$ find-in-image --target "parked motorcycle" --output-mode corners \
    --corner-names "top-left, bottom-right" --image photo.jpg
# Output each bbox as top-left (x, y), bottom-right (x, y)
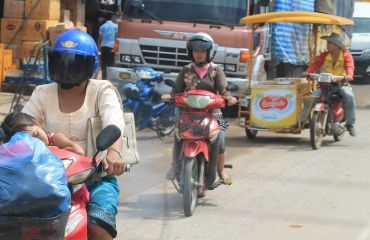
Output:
top-left (0, 125), bottom-right (125, 239)
top-left (122, 67), bottom-right (175, 138)
top-left (165, 80), bottom-right (230, 216)
top-left (308, 73), bottom-right (347, 149)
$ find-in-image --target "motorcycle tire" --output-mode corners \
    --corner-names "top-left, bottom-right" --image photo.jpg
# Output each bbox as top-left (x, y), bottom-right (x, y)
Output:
top-left (310, 111), bottom-right (326, 150)
top-left (182, 157), bottom-right (198, 217)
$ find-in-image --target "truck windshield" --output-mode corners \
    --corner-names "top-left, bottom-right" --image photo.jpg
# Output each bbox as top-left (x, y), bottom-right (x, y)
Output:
top-left (353, 18), bottom-right (370, 33)
top-left (124, 0), bottom-right (247, 25)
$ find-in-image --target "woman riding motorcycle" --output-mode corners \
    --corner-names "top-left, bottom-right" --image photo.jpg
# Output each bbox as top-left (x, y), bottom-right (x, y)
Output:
top-left (165, 32), bottom-right (237, 185)
top-left (22, 29), bottom-right (125, 240)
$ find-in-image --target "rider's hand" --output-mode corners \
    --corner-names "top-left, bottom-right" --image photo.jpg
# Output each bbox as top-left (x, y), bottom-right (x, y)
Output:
top-left (161, 94), bottom-right (171, 102)
top-left (302, 71), bottom-right (309, 77)
top-left (344, 74), bottom-right (353, 82)
top-left (226, 96), bottom-right (237, 106)
top-left (103, 148), bottom-right (126, 176)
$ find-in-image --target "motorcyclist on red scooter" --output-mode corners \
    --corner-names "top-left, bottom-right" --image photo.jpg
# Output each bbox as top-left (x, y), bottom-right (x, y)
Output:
top-left (22, 29), bottom-right (125, 240)
top-left (301, 32), bottom-right (357, 136)
top-left (164, 32), bottom-right (237, 185)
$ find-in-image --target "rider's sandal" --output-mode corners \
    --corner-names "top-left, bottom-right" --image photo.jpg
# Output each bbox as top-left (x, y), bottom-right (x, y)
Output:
top-left (220, 176), bottom-right (233, 185)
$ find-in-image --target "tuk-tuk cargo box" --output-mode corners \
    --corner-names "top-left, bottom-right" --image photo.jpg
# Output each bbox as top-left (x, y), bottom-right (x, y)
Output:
top-left (25, 0), bottom-right (60, 20)
top-left (3, 0), bottom-right (25, 19)
top-left (249, 81), bottom-right (310, 129)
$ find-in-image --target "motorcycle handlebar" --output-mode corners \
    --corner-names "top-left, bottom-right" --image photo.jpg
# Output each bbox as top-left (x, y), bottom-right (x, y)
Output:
top-left (306, 73), bottom-right (346, 83)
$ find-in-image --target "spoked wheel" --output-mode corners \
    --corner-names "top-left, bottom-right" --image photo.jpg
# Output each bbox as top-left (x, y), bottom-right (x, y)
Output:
top-left (245, 119), bottom-right (257, 139)
top-left (310, 111), bottom-right (326, 150)
top-left (182, 157), bottom-right (199, 217)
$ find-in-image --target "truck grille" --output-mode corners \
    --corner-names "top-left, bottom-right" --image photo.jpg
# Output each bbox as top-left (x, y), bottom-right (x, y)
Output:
top-left (140, 45), bottom-right (191, 67)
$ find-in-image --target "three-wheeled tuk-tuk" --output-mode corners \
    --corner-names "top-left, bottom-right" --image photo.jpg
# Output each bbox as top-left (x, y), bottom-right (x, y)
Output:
top-left (237, 11), bottom-right (354, 147)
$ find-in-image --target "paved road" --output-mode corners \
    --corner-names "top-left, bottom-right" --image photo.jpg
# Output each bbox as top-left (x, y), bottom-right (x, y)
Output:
top-left (115, 84), bottom-right (370, 240)
top-left (1, 84), bottom-right (370, 240)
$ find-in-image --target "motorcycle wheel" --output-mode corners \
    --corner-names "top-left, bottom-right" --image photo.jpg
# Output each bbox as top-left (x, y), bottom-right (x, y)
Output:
top-left (182, 157), bottom-right (198, 217)
top-left (310, 111), bottom-right (326, 150)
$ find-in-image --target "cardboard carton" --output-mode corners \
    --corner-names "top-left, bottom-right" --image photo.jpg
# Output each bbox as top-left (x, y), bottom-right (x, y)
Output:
top-left (3, 0), bottom-right (25, 18)
top-left (1, 18), bottom-right (23, 44)
top-left (23, 19), bottom-right (59, 41)
top-left (25, 0), bottom-right (60, 20)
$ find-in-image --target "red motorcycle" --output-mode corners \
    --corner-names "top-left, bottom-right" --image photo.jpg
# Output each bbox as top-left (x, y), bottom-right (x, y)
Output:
top-left (0, 125), bottom-right (124, 239)
top-left (308, 73), bottom-right (346, 149)
top-left (167, 84), bottom-right (227, 216)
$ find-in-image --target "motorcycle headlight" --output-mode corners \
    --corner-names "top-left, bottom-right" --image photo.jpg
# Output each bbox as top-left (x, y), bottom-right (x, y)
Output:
top-left (183, 95), bottom-right (214, 109)
top-left (362, 49), bottom-right (370, 58)
top-left (318, 74), bottom-right (331, 83)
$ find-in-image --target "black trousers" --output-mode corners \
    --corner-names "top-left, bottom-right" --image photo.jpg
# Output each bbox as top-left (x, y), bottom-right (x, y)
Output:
top-left (101, 46), bottom-right (115, 79)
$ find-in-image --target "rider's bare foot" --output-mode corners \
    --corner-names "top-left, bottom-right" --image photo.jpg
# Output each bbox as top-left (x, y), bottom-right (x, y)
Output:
top-left (219, 173), bottom-right (232, 185)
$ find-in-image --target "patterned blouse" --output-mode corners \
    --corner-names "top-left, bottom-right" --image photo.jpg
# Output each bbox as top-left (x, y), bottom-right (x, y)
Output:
top-left (173, 63), bottom-right (231, 96)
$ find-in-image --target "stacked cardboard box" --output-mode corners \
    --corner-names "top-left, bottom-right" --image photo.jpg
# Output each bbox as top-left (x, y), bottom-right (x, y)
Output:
top-left (0, 0), bottom-right (62, 67)
top-left (0, 0), bottom-right (89, 85)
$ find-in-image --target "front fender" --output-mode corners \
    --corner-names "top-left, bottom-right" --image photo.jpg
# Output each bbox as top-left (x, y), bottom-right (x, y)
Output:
top-left (180, 141), bottom-right (209, 161)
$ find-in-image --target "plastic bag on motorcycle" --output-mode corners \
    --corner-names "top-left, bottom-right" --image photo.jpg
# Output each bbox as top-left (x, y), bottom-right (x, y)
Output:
top-left (0, 132), bottom-right (71, 218)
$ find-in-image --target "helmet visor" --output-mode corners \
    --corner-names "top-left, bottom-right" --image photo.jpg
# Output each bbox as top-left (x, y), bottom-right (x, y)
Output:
top-left (48, 51), bottom-right (96, 85)
top-left (189, 40), bottom-right (212, 51)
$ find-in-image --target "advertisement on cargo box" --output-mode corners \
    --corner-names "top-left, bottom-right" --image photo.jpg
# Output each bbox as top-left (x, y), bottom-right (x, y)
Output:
top-left (250, 88), bottom-right (297, 128)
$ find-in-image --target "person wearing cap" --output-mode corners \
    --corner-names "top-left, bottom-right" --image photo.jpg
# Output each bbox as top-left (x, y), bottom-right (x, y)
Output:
top-left (301, 32), bottom-right (356, 136)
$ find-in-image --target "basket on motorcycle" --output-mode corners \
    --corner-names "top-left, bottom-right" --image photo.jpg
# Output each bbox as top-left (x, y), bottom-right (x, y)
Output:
top-left (0, 209), bottom-right (70, 240)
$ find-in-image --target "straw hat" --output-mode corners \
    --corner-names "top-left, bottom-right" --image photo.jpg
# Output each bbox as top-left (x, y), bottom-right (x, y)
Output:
top-left (321, 32), bottom-right (346, 50)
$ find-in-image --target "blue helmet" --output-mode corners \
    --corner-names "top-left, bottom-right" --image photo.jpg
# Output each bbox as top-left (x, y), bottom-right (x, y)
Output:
top-left (48, 29), bottom-right (99, 88)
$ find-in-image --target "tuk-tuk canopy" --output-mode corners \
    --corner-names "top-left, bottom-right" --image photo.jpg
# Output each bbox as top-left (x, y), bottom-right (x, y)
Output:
top-left (240, 11), bottom-right (354, 26)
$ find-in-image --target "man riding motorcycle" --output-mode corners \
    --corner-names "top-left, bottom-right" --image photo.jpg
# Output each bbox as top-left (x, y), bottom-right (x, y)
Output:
top-left (301, 32), bottom-right (357, 136)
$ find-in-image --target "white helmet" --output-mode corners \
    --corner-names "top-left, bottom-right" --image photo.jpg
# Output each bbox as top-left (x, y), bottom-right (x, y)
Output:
top-left (187, 32), bottom-right (216, 63)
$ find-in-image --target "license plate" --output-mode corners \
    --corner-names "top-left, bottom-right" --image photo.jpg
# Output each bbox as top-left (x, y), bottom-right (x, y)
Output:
top-left (239, 96), bottom-right (249, 107)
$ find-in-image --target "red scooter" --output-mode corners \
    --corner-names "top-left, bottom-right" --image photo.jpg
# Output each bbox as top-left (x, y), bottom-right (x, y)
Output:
top-left (308, 73), bottom-right (346, 149)
top-left (168, 84), bottom-right (227, 216)
top-left (0, 125), bottom-right (124, 239)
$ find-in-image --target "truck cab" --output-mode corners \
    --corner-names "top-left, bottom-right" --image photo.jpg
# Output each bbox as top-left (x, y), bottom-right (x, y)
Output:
top-left (350, 1), bottom-right (370, 82)
top-left (108, 0), bottom-right (272, 97)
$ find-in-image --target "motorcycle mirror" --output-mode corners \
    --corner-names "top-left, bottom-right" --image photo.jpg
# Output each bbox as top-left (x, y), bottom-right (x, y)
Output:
top-left (226, 82), bottom-right (239, 92)
top-left (96, 125), bottom-right (121, 152)
top-left (164, 79), bottom-right (176, 88)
